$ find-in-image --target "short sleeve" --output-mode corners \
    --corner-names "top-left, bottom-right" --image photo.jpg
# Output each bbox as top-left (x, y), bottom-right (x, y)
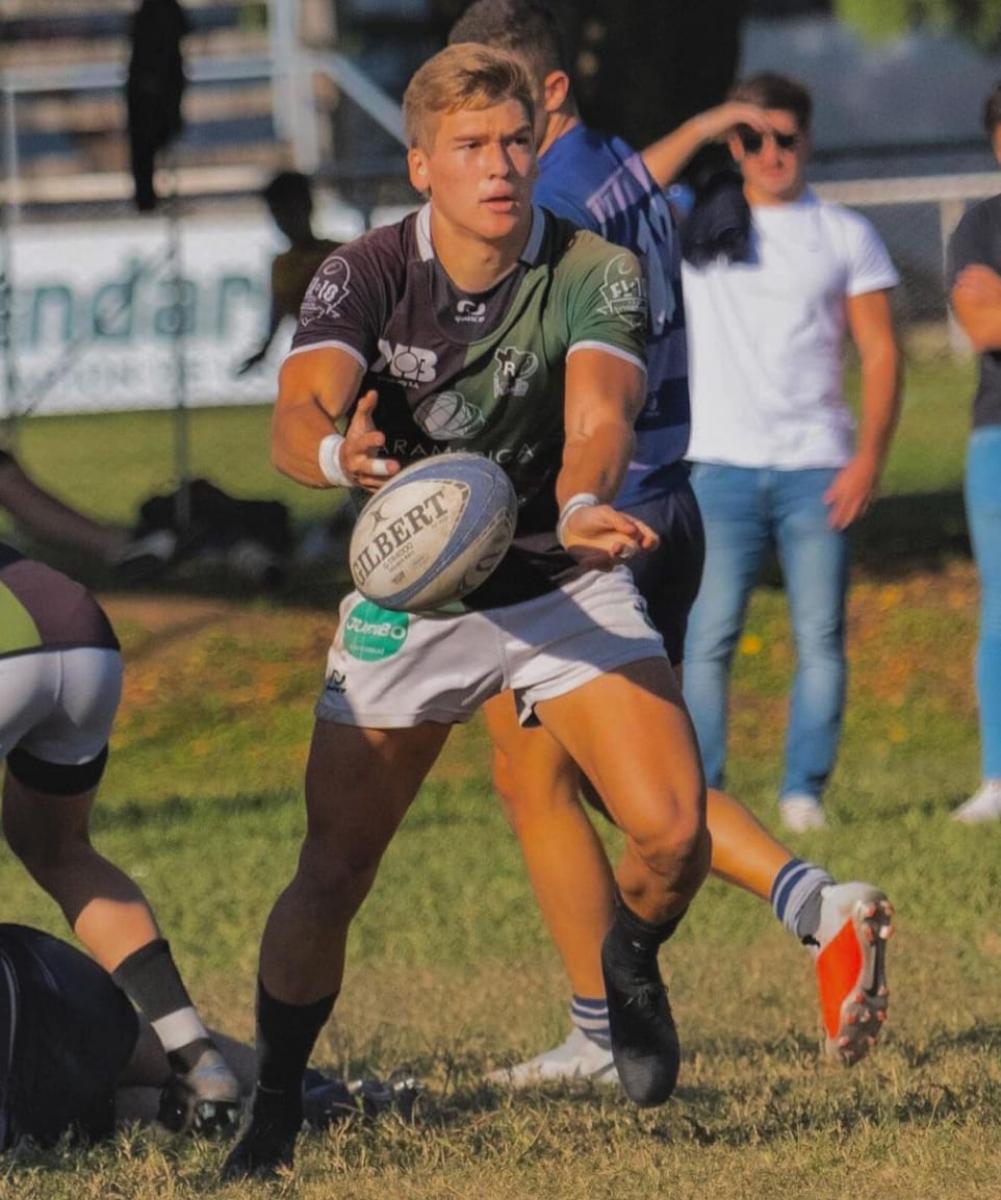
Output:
top-left (562, 233), bottom-right (648, 371)
top-left (841, 209), bottom-right (899, 297)
top-left (947, 201), bottom-right (998, 287)
top-left (287, 239), bottom-right (386, 371)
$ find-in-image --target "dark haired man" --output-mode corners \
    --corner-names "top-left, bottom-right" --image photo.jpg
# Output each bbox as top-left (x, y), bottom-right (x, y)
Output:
top-left (946, 81), bottom-right (1001, 822)
top-left (681, 72), bottom-right (901, 834)
top-left (450, 3), bottom-right (894, 1090)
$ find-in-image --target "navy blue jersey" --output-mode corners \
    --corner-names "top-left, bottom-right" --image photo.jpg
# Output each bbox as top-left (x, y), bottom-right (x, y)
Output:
top-left (535, 125), bottom-right (690, 506)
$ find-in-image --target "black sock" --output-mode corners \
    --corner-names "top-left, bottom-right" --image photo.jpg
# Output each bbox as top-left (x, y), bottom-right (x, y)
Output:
top-left (603, 892), bottom-right (688, 975)
top-left (112, 938), bottom-right (212, 1073)
top-left (255, 978), bottom-right (336, 1106)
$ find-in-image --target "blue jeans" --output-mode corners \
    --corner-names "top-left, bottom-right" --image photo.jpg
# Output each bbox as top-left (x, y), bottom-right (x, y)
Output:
top-left (683, 464), bottom-right (849, 800)
top-left (966, 427), bottom-right (1001, 780)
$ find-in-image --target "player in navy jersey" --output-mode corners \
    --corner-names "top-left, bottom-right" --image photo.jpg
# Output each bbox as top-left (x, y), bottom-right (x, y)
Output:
top-left (449, 0), bottom-right (894, 1088)
top-left (224, 44), bottom-right (713, 1180)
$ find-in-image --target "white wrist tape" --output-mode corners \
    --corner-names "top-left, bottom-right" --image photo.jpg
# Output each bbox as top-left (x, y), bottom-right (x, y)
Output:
top-left (318, 433), bottom-right (352, 487)
top-left (557, 492), bottom-right (601, 548)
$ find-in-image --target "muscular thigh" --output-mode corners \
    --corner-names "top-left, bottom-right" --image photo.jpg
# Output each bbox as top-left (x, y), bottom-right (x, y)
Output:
top-left (534, 657), bottom-right (704, 836)
top-left (484, 691), bottom-right (580, 810)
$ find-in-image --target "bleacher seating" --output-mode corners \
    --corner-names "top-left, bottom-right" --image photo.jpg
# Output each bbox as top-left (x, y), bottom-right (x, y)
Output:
top-left (1, 1), bottom-right (283, 195)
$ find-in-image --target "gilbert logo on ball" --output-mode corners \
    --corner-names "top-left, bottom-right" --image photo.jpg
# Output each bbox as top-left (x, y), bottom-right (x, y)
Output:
top-left (348, 452), bottom-right (517, 613)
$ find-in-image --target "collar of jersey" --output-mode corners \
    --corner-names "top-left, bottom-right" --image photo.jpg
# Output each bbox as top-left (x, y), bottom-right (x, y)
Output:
top-left (415, 202), bottom-right (547, 268)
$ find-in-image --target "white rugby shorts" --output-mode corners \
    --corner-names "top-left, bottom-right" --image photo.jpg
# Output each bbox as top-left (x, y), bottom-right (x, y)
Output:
top-left (0, 648), bottom-right (122, 766)
top-left (315, 566), bottom-right (666, 728)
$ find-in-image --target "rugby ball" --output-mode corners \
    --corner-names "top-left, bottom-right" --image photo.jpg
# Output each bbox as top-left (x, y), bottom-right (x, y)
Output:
top-left (348, 452), bottom-right (517, 612)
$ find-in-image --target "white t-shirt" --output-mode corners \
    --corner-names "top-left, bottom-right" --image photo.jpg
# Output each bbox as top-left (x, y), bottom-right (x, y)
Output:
top-left (682, 189), bottom-right (899, 469)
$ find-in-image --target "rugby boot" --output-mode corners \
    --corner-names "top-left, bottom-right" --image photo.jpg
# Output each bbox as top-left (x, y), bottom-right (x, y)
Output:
top-left (221, 1087), bottom-right (301, 1182)
top-left (951, 779), bottom-right (1001, 824)
top-left (601, 899), bottom-right (683, 1107)
top-left (485, 1028), bottom-right (619, 1088)
top-left (157, 1046), bottom-right (242, 1137)
top-left (812, 882), bottom-right (893, 1065)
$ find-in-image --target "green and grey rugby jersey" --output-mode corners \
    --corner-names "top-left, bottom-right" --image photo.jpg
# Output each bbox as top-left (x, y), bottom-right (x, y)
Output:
top-left (288, 204), bottom-right (648, 608)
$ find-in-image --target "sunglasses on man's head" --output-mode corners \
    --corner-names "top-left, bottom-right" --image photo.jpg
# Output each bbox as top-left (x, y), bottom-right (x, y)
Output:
top-left (736, 125), bottom-right (802, 154)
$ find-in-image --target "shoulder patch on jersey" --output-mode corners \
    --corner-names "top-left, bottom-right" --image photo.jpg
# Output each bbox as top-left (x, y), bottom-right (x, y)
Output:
top-left (300, 255), bottom-right (352, 327)
top-left (597, 252), bottom-right (647, 331)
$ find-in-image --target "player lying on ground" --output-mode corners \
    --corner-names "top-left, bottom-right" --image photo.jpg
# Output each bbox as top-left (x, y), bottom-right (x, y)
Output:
top-left (448, 0), bottom-right (893, 1087)
top-left (0, 542), bottom-right (242, 1133)
top-left (224, 44), bottom-right (711, 1181)
top-left (0, 923), bottom-right (411, 1150)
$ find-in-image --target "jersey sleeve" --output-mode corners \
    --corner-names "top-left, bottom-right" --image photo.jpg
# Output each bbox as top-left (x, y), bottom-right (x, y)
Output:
top-left (947, 201), bottom-right (997, 287)
top-left (560, 232), bottom-right (648, 371)
top-left (287, 237), bottom-right (387, 370)
top-left (842, 209), bottom-right (900, 297)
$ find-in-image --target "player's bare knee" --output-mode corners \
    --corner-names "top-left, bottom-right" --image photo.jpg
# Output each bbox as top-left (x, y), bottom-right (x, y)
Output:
top-left (294, 838), bottom-right (379, 920)
top-left (628, 799), bottom-right (709, 885)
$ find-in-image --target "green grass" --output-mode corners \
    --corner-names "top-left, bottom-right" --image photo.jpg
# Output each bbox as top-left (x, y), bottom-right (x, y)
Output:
top-left (2, 357), bottom-right (999, 1197)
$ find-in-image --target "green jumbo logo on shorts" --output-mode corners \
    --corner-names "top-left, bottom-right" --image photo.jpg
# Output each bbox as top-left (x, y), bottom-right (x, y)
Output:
top-left (342, 599), bottom-right (410, 661)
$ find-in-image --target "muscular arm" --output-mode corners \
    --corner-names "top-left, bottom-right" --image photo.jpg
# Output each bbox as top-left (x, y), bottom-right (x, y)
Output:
top-left (557, 349), bottom-right (657, 564)
top-left (271, 347), bottom-right (364, 486)
top-left (823, 289), bottom-right (901, 529)
top-left (557, 349), bottom-right (644, 507)
top-left (640, 102), bottom-right (769, 189)
top-left (951, 264), bottom-right (1001, 352)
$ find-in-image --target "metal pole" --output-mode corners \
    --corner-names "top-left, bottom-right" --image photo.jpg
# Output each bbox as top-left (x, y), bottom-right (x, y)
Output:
top-left (0, 84), bottom-right (19, 446)
top-left (164, 162), bottom-right (190, 530)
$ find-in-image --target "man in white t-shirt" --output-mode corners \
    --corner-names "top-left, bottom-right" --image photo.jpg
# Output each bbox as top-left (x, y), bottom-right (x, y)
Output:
top-left (681, 72), bottom-right (901, 832)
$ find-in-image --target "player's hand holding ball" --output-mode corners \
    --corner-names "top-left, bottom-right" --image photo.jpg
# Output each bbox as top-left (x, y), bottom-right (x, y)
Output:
top-left (341, 391), bottom-right (401, 492)
top-left (558, 500), bottom-right (659, 571)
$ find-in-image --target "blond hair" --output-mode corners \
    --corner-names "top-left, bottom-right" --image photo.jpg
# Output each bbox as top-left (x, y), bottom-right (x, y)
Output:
top-left (403, 43), bottom-right (535, 150)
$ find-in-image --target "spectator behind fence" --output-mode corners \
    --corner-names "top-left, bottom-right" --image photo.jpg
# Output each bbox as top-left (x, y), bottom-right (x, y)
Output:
top-left (680, 72), bottom-right (902, 833)
top-left (945, 82), bottom-right (1001, 823)
top-left (236, 171), bottom-right (342, 376)
top-left (125, 0), bottom-right (189, 213)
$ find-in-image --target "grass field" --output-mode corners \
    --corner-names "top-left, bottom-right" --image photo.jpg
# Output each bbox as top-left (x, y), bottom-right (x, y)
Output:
top-left (3, 358), bottom-right (1001, 1198)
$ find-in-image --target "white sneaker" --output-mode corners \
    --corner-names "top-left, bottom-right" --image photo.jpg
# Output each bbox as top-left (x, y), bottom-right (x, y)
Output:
top-left (951, 779), bottom-right (1001, 824)
top-left (485, 1027), bottom-right (619, 1088)
top-left (812, 882), bottom-right (893, 1066)
top-left (779, 794), bottom-right (828, 832)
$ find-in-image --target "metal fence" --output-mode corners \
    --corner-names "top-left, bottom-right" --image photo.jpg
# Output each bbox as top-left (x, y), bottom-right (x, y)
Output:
top-left (1, 41), bottom-right (996, 586)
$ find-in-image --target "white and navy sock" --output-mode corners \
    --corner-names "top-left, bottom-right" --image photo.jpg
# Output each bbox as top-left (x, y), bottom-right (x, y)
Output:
top-left (570, 995), bottom-right (611, 1050)
top-left (770, 858), bottom-right (835, 944)
top-left (113, 938), bottom-right (214, 1073)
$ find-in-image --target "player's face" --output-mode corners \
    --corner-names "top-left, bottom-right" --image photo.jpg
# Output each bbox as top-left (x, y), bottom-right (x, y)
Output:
top-left (729, 108), bottom-right (809, 204)
top-left (409, 99), bottom-right (538, 245)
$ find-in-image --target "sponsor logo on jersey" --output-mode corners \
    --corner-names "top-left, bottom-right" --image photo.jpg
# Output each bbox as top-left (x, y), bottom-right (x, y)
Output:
top-left (597, 252), bottom-right (647, 331)
top-left (325, 668), bottom-right (347, 694)
top-left (493, 346), bottom-right (539, 399)
top-left (454, 299), bottom-right (487, 324)
top-left (300, 256), bottom-right (352, 326)
top-left (413, 391), bottom-right (486, 441)
top-left (374, 340), bottom-right (438, 387)
top-left (341, 599), bottom-right (410, 661)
